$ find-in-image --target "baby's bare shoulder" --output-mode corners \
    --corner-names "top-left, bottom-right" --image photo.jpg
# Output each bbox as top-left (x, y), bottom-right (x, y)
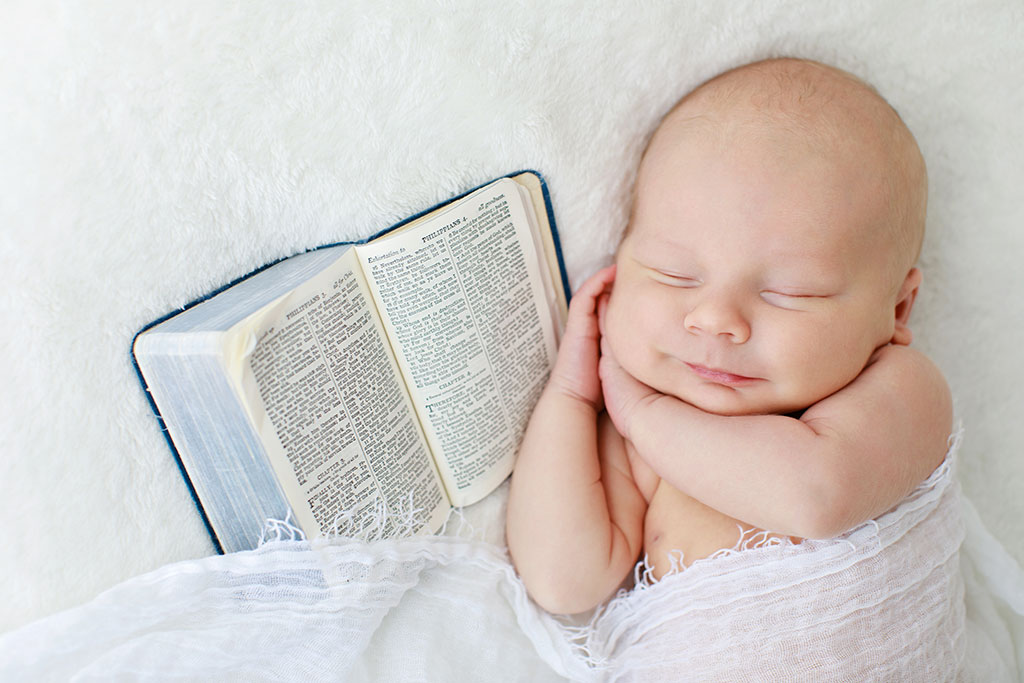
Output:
top-left (863, 345), bottom-right (951, 424)
top-left (869, 343), bottom-right (946, 380)
top-left (789, 345), bottom-right (953, 534)
top-left (807, 344), bottom-right (949, 422)
top-left (803, 343), bottom-right (952, 492)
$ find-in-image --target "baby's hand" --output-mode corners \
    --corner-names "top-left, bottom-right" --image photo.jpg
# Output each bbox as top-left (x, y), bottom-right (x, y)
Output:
top-left (596, 298), bottom-right (661, 440)
top-left (547, 265), bottom-right (617, 410)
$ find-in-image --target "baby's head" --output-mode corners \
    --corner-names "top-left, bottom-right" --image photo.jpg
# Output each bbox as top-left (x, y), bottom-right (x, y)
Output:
top-left (604, 58), bottom-right (928, 416)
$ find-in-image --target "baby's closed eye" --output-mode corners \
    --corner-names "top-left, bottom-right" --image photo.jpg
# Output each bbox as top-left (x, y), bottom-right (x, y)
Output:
top-left (759, 290), bottom-right (833, 309)
top-left (650, 270), bottom-right (702, 288)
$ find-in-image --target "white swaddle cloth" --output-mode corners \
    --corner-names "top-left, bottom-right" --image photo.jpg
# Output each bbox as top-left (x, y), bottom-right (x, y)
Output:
top-left (572, 436), bottom-right (968, 681)
top-left (4, 434), bottom-right (1015, 682)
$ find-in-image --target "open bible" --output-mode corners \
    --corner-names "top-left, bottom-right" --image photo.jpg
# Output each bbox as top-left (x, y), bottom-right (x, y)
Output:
top-left (132, 172), bottom-right (569, 553)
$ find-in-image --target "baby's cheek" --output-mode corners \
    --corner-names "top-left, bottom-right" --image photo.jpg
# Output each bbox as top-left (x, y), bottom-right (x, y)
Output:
top-left (604, 322), bottom-right (648, 384)
top-left (602, 294), bottom-right (632, 350)
top-left (769, 350), bottom-right (839, 412)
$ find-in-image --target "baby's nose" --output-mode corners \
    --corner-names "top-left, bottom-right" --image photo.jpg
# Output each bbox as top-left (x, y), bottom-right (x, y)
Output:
top-left (683, 296), bottom-right (750, 343)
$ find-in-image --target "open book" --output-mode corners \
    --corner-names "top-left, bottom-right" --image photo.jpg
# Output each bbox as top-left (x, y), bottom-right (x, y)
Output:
top-left (133, 172), bottom-right (569, 553)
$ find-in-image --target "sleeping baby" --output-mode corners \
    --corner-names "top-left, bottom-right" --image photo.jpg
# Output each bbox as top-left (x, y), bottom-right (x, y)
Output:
top-left (506, 55), bottom-right (955, 631)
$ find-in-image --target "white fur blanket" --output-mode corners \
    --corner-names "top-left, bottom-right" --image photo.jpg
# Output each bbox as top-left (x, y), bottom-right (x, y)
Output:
top-left (2, 0), bottom-right (1023, 678)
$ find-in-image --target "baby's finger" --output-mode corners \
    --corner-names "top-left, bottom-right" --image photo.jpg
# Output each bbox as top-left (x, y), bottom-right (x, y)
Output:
top-left (579, 264), bottom-right (616, 295)
top-left (566, 265), bottom-right (616, 328)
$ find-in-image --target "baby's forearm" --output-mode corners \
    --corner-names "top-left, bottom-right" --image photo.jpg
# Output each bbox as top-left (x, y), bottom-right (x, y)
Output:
top-left (507, 388), bottom-right (643, 614)
top-left (628, 396), bottom-right (841, 538)
top-left (615, 344), bottom-right (952, 539)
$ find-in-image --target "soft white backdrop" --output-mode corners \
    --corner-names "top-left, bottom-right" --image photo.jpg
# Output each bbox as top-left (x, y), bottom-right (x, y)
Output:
top-left (2, 0), bottom-right (1022, 633)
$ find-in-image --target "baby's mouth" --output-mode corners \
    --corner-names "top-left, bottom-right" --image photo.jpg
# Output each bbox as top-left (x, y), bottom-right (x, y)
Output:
top-left (684, 362), bottom-right (762, 386)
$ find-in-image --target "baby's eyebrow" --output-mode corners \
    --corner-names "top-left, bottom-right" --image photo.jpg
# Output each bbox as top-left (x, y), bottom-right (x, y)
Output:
top-left (763, 264), bottom-right (847, 293)
top-left (629, 237), bottom-right (694, 262)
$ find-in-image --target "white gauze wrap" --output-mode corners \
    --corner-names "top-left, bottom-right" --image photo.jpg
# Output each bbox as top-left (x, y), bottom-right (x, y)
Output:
top-left (571, 435), bottom-right (967, 681)
top-left (0, 437), bottom-right (978, 681)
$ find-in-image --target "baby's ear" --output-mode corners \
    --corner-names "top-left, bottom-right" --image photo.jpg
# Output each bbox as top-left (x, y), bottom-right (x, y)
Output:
top-left (892, 267), bottom-right (923, 346)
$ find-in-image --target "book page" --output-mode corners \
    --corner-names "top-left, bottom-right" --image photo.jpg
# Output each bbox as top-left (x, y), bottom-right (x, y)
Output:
top-left (227, 248), bottom-right (450, 537)
top-left (511, 172), bottom-right (569, 343)
top-left (356, 179), bottom-right (559, 506)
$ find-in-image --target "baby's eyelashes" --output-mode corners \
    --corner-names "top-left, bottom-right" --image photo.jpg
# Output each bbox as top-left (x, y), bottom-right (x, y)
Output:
top-left (759, 290), bottom-right (831, 309)
top-left (644, 261), bottom-right (837, 308)
top-left (651, 270), bottom-right (702, 288)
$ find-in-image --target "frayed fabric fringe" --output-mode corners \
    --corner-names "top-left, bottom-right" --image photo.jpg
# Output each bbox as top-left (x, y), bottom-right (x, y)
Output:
top-left (554, 433), bottom-right (966, 681)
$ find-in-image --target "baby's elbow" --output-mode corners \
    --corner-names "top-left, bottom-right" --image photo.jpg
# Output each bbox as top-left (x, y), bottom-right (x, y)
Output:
top-left (793, 500), bottom-right (855, 540)
top-left (528, 584), bottom-right (601, 617)
top-left (517, 566), bottom-right (616, 616)
top-left (786, 470), bottom-right (859, 540)
top-left (506, 551), bottom-right (589, 615)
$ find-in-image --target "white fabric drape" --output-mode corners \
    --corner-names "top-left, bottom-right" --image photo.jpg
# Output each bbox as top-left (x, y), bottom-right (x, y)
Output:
top-left (2, 439), bottom-right (1021, 681)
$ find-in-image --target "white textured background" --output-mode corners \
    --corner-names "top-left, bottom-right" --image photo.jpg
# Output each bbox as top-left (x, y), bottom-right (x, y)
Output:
top-left (2, 0), bottom-right (1021, 632)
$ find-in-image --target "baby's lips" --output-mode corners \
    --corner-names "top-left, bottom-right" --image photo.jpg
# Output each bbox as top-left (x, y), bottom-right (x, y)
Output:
top-left (685, 362), bottom-right (762, 385)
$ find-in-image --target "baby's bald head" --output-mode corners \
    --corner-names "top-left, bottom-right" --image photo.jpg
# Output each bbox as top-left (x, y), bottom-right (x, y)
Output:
top-left (635, 58), bottom-right (927, 288)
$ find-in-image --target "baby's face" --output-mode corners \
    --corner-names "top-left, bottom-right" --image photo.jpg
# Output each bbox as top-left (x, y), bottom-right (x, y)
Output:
top-left (605, 125), bottom-right (904, 416)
